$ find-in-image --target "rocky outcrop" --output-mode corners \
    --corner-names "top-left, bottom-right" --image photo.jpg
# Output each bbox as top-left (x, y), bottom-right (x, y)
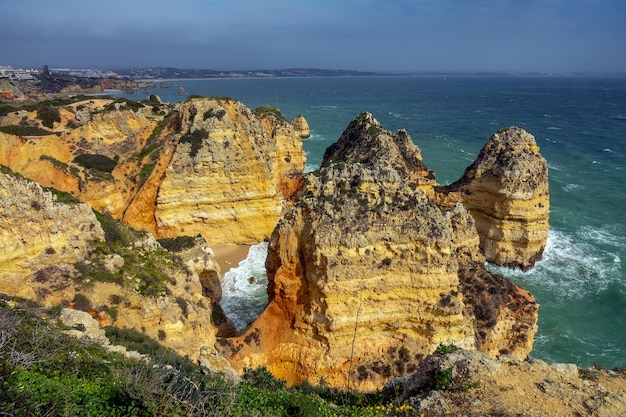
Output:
top-left (435, 127), bottom-right (549, 270)
top-left (219, 164), bottom-right (474, 391)
top-left (150, 98), bottom-right (305, 244)
top-left (0, 96), bottom-right (306, 246)
top-left (258, 111), bottom-right (307, 198)
top-left (218, 114), bottom-right (541, 391)
top-left (0, 168), bottom-right (226, 368)
top-left (388, 348), bottom-right (626, 417)
top-left (322, 113), bottom-right (435, 195)
top-left (444, 204), bottom-right (537, 356)
top-left (291, 114), bottom-right (310, 139)
top-left (0, 169), bottom-right (104, 299)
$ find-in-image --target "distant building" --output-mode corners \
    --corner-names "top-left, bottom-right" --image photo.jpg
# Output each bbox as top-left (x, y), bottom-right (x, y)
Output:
top-left (0, 66), bottom-right (36, 81)
top-left (50, 68), bottom-right (120, 78)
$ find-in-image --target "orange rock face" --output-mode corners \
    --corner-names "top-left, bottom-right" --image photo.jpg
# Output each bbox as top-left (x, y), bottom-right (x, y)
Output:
top-left (219, 114), bottom-right (541, 391)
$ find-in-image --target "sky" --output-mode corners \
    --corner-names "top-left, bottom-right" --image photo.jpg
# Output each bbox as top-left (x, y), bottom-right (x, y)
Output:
top-left (2, 0), bottom-right (625, 73)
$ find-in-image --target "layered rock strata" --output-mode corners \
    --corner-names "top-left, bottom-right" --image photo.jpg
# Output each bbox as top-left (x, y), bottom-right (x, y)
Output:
top-left (0, 169), bottom-right (103, 298)
top-left (322, 113), bottom-right (436, 195)
top-left (0, 96), bottom-right (307, 246)
top-left (0, 169), bottom-right (227, 369)
top-left (220, 164), bottom-right (475, 391)
top-left (151, 98), bottom-right (305, 244)
top-left (435, 127), bottom-right (549, 270)
top-left (291, 114), bottom-right (311, 139)
top-left (220, 114), bottom-right (541, 391)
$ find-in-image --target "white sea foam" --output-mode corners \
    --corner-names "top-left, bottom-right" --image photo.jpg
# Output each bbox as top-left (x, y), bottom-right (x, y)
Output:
top-left (561, 183), bottom-right (580, 192)
top-left (546, 126), bottom-right (561, 130)
top-left (220, 242), bottom-right (269, 331)
top-left (490, 228), bottom-right (622, 301)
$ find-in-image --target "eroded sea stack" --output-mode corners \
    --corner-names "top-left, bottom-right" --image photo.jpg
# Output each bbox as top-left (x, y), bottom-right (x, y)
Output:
top-left (435, 127), bottom-right (550, 270)
top-left (219, 113), bottom-right (543, 391)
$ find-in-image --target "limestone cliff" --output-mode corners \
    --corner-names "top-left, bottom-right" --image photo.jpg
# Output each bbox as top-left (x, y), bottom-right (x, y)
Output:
top-left (0, 96), bottom-right (306, 246)
top-left (444, 204), bottom-right (537, 356)
top-left (219, 114), bottom-right (540, 391)
top-left (219, 164), bottom-right (474, 391)
top-left (0, 168), bottom-right (103, 299)
top-left (0, 168), bottom-right (227, 369)
top-left (291, 114), bottom-right (311, 139)
top-left (435, 127), bottom-right (549, 270)
top-left (151, 98), bottom-right (305, 244)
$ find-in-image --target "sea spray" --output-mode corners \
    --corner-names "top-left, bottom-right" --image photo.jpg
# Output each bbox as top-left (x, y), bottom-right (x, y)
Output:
top-left (220, 242), bottom-right (269, 331)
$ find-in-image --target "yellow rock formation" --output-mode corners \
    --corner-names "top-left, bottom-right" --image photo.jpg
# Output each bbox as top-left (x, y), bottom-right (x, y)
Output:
top-left (0, 170), bottom-right (223, 366)
top-left (152, 98), bottom-right (305, 245)
top-left (0, 170), bottom-right (104, 299)
top-left (435, 127), bottom-right (549, 270)
top-left (291, 114), bottom-right (311, 139)
top-left (220, 164), bottom-right (476, 391)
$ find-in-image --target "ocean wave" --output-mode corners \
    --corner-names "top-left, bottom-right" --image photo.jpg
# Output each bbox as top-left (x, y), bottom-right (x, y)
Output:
top-left (306, 132), bottom-right (329, 142)
top-left (490, 228), bottom-right (622, 302)
top-left (220, 242), bottom-right (269, 330)
top-left (546, 126), bottom-right (561, 130)
top-left (561, 183), bottom-right (580, 192)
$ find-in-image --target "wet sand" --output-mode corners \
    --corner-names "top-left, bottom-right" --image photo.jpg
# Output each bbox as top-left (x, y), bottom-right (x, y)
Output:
top-left (211, 244), bottom-right (251, 274)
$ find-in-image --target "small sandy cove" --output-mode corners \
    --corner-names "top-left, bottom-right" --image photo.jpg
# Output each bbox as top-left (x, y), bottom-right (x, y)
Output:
top-left (211, 244), bottom-right (252, 274)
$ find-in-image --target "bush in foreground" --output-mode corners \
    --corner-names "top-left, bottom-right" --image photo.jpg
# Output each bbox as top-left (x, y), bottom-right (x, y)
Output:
top-left (0, 295), bottom-right (426, 416)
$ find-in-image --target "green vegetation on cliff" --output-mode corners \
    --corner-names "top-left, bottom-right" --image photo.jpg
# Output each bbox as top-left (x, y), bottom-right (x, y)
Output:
top-left (0, 296), bottom-right (425, 416)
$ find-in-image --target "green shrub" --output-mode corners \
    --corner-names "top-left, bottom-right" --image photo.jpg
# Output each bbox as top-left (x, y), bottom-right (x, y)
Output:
top-left (434, 367), bottom-right (454, 390)
top-left (0, 125), bottom-right (53, 136)
top-left (36, 106), bottom-right (61, 128)
top-left (253, 105), bottom-right (286, 121)
top-left (138, 162), bottom-right (156, 185)
top-left (434, 343), bottom-right (459, 356)
top-left (158, 235), bottom-right (196, 252)
top-left (74, 153), bottom-right (118, 173)
top-left (179, 128), bottom-right (208, 158)
top-left (94, 211), bottom-right (129, 248)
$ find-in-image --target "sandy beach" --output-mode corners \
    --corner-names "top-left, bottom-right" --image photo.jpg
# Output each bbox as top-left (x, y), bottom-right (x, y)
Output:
top-left (211, 244), bottom-right (252, 274)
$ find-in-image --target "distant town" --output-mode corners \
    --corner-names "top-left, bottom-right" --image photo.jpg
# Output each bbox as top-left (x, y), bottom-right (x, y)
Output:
top-left (0, 65), bottom-right (381, 81)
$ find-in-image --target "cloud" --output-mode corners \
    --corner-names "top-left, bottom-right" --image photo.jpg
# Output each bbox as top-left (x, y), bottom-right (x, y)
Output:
top-left (1, 0), bottom-right (625, 72)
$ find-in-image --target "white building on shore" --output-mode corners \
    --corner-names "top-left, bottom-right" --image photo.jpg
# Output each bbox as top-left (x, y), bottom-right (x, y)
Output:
top-left (0, 66), bottom-right (37, 81)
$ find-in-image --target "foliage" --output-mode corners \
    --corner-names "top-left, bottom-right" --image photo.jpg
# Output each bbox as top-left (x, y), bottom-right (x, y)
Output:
top-left (104, 98), bottom-right (144, 113)
top-left (434, 367), bottom-right (454, 390)
top-left (137, 162), bottom-right (156, 185)
top-left (0, 104), bottom-right (18, 117)
top-left (39, 154), bottom-right (69, 170)
top-left (253, 105), bottom-right (286, 121)
top-left (0, 295), bottom-right (428, 416)
top-left (434, 343), bottom-right (459, 356)
top-left (74, 153), bottom-right (118, 173)
top-left (0, 124), bottom-right (53, 136)
top-left (158, 235), bottom-right (196, 252)
top-left (36, 105), bottom-right (61, 128)
top-left (180, 128), bottom-right (208, 158)
top-left (94, 211), bottom-right (130, 249)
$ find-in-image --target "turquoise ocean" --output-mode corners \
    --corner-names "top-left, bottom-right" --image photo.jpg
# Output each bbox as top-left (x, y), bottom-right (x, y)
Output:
top-left (121, 76), bottom-right (626, 369)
